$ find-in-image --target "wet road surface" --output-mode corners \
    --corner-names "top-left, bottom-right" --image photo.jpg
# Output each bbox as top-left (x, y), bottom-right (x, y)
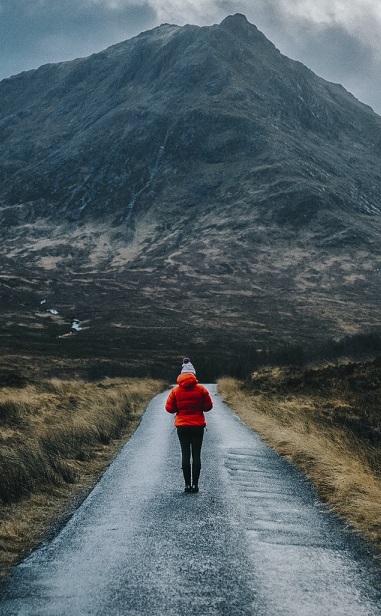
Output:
top-left (1, 385), bottom-right (381, 615)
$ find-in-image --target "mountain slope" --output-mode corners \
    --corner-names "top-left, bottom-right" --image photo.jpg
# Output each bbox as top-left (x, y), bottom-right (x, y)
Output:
top-left (1, 14), bottom-right (381, 375)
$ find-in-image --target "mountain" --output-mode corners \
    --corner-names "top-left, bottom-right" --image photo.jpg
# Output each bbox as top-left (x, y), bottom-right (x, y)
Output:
top-left (1, 13), bottom-right (381, 377)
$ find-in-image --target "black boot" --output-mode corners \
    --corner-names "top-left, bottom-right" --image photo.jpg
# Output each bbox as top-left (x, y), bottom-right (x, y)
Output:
top-left (192, 463), bottom-right (201, 492)
top-left (182, 464), bottom-right (191, 492)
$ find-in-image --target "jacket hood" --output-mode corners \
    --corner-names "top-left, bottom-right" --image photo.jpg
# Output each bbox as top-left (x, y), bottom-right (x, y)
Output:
top-left (177, 373), bottom-right (198, 389)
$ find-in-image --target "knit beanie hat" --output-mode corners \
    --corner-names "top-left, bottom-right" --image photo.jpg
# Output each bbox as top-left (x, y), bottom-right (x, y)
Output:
top-left (181, 357), bottom-right (196, 374)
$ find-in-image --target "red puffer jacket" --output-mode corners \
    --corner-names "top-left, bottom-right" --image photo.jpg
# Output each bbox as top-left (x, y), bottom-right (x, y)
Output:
top-left (165, 373), bottom-right (213, 427)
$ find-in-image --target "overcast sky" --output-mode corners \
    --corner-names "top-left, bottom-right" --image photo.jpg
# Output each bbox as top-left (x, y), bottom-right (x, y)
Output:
top-left (1, 0), bottom-right (380, 114)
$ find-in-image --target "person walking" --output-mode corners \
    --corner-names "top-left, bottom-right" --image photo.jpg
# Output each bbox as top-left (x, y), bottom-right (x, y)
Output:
top-left (165, 358), bottom-right (213, 493)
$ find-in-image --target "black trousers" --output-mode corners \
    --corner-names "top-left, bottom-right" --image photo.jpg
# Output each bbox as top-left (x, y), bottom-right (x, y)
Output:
top-left (177, 426), bottom-right (204, 486)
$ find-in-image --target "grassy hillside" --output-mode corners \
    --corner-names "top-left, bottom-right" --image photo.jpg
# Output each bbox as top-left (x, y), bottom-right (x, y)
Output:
top-left (0, 377), bottom-right (166, 576)
top-left (218, 358), bottom-right (381, 553)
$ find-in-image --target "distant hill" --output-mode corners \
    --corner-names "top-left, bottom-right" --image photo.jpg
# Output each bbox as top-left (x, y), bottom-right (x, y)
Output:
top-left (1, 14), bottom-right (381, 375)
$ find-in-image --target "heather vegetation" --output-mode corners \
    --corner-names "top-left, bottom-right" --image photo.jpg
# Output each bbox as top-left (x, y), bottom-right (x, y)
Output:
top-left (218, 358), bottom-right (381, 552)
top-left (0, 377), bottom-right (166, 576)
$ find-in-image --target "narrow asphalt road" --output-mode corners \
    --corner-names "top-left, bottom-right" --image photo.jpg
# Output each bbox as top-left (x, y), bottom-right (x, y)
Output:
top-left (1, 386), bottom-right (381, 616)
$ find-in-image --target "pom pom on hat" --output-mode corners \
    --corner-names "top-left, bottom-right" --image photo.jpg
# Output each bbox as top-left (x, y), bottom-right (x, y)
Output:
top-left (181, 357), bottom-right (196, 374)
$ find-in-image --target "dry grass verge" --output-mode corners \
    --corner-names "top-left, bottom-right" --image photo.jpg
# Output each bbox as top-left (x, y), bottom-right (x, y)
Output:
top-left (0, 377), bottom-right (166, 576)
top-left (218, 361), bottom-right (381, 554)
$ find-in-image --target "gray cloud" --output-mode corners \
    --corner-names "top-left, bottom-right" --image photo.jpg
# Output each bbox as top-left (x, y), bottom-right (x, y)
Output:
top-left (0, 0), bottom-right (380, 114)
top-left (283, 23), bottom-right (381, 111)
top-left (0, 1), bottom-right (157, 77)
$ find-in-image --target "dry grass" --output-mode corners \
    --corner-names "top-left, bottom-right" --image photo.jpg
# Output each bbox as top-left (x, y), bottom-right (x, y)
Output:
top-left (0, 377), bottom-right (166, 576)
top-left (218, 362), bottom-right (381, 553)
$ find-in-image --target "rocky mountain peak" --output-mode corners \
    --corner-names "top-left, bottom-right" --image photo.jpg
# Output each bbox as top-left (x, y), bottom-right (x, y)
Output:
top-left (221, 12), bottom-right (249, 24)
top-left (0, 14), bottom-right (379, 227)
top-left (219, 12), bottom-right (270, 44)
